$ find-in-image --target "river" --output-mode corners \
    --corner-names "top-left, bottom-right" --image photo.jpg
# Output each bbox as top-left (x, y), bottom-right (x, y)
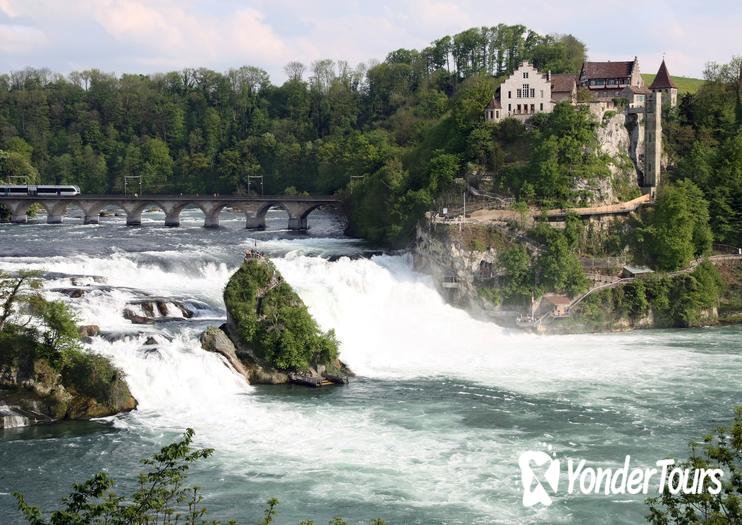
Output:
top-left (0, 208), bottom-right (740, 524)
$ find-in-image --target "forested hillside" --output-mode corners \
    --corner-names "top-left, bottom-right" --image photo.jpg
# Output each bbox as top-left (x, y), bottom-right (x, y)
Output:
top-left (0, 25), bottom-right (585, 245)
top-left (0, 24), bottom-right (739, 248)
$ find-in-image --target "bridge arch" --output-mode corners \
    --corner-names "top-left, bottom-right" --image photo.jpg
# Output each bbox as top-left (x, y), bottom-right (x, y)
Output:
top-left (241, 201), bottom-right (277, 230)
top-left (6, 199), bottom-right (54, 223)
top-left (2, 195), bottom-right (340, 230)
top-left (47, 201), bottom-right (91, 224)
top-left (88, 202), bottom-right (130, 224)
top-left (242, 201), bottom-right (329, 231)
top-left (164, 202), bottom-right (207, 227)
top-left (126, 201), bottom-right (175, 226)
top-left (164, 201), bottom-right (236, 228)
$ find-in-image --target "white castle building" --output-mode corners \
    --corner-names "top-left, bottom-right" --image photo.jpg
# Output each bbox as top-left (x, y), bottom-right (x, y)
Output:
top-left (485, 61), bottom-right (553, 122)
top-left (485, 57), bottom-right (677, 123)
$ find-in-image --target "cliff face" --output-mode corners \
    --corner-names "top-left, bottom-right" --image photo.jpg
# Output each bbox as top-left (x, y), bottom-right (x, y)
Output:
top-left (594, 110), bottom-right (643, 204)
top-left (414, 220), bottom-right (516, 321)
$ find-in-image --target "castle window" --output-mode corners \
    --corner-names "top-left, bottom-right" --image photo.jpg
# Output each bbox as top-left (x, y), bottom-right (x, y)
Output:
top-left (496, 110), bottom-right (500, 118)
top-left (508, 103), bottom-right (511, 111)
top-left (540, 90), bottom-right (544, 98)
top-left (540, 102), bottom-right (543, 111)
top-left (517, 104), bottom-right (521, 113)
top-left (530, 88), bottom-right (535, 98)
top-left (522, 84), bottom-right (529, 98)
top-left (508, 91), bottom-right (512, 98)
top-left (530, 104), bottom-right (535, 113)
top-left (517, 89), bottom-right (522, 98)
top-left (523, 72), bottom-right (529, 79)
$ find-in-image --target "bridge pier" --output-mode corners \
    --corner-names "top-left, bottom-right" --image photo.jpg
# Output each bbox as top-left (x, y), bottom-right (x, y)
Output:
top-left (47, 214), bottom-right (63, 224)
top-left (199, 203), bottom-right (226, 228)
top-left (84, 215), bottom-right (99, 225)
top-left (126, 212), bottom-right (142, 226)
top-left (245, 215), bottom-right (266, 229)
top-left (284, 202), bottom-right (321, 232)
top-left (165, 211), bottom-right (180, 228)
top-left (2, 200), bottom-right (28, 223)
top-left (204, 215), bottom-right (220, 228)
top-left (288, 217), bottom-right (308, 231)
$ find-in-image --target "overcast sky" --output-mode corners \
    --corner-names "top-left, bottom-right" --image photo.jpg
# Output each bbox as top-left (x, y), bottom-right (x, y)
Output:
top-left (1, 0), bottom-right (740, 82)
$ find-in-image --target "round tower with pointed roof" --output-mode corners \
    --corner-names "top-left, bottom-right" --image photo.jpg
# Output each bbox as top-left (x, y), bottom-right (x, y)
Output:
top-left (649, 59), bottom-right (678, 108)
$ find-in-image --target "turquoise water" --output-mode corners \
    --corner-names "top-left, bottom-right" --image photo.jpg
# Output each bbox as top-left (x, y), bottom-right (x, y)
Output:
top-left (0, 210), bottom-right (740, 524)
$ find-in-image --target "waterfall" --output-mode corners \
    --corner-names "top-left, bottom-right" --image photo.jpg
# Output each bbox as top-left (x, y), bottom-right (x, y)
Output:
top-left (0, 406), bottom-right (30, 429)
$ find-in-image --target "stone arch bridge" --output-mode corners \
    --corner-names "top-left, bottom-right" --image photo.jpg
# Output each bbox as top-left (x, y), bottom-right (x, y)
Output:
top-left (0, 195), bottom-right (341, 230)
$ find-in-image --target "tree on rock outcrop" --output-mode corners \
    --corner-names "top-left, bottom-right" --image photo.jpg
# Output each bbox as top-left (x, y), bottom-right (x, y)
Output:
top-left (223, 257), bottom-right (340, 372)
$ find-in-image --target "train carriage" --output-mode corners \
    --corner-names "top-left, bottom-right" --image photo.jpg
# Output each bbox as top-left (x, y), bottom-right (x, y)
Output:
top-left (0, 185), bottom-right (81, 196)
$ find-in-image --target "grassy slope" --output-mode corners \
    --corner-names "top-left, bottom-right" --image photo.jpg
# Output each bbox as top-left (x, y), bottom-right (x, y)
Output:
top-left (642, 74), bottom-right (705, 94)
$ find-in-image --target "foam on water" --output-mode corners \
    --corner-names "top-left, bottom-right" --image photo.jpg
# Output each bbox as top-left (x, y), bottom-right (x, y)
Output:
top-left (1, 237), bottom-right (740, 523)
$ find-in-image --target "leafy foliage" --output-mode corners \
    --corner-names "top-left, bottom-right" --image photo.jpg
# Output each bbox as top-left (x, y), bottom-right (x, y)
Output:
top-left (14, 428), bottom-right (233, 525)
top-left (0, 271), bottom-right (130, 410)
top-left (631, 180), bottom-right (713, 271)
top-left (498, 246), bottom-right (532, 302)
top-left (646, 407), bottom-right (741, 524)
top-left (14, 429), bottom-right (386, 525)
top-left (577, 262), bottom-right (724, 328)
top-left (0, 26), bottom-right (585, 247)
top-left (223, 258), bottom-right (339, 371)
top-left (664, 56), bottom-right (741, 247)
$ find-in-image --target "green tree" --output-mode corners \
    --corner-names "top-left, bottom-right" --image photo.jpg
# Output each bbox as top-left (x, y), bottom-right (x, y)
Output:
top-left (536, 235), bottom-right (588, 296)
top-left (646, 407), bottom-right (741, 524)
top-left (0, 270), bottom-right (42, 331)
top-left (141, 137), bottom-right (173, 191)
top-left (29, 297), bottom-right (81, 358)
top-left (0, 149), bottom-right (39, 183)
top-left (638, 180), bottom-right (713, 271)
top-left (498, 246), bottom-right (532, 302)
top-left (14, 429), bottom-right (235, 525)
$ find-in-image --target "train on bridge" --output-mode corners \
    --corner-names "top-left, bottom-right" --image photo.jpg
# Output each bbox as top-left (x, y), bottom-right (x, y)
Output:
top-left (1, 185), bottom-right (81, 197)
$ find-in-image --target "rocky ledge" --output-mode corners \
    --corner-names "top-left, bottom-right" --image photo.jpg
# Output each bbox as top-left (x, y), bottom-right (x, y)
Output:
top-left (123, 298), bottom-right (195, 324)
top-left (0, 353), bottom-right (137, 428)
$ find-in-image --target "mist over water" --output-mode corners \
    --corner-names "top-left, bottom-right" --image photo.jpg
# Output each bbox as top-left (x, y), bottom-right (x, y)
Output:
top-left (0, 209), bottom-right (740, 524)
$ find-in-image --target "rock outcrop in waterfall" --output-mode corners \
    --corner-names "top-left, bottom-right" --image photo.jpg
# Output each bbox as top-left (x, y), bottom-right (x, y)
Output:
top-left (201, 253), bottom-right (352, 386)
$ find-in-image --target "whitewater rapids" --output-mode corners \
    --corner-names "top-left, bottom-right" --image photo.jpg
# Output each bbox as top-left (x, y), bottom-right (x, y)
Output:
top-left (1, 222), bottom-right (739, 524)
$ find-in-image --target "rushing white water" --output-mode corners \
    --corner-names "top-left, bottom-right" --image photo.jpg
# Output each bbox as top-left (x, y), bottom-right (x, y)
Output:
top-left (1, 229), bottom-right (740, 524)
top-left (0, 406), bottom-right (30, 429)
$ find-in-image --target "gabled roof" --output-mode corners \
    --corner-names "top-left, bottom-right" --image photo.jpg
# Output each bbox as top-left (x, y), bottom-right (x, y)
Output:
top-left (551, 73), bottom-right (577, 92)
top-left (486, 96), bottom-right (501, 109)
top-left (622, 265), bottom-right (654, 275)
top-left (649, 59), bottom-right (677, 89)
top-left (581, 60), bottom-right (635, 79)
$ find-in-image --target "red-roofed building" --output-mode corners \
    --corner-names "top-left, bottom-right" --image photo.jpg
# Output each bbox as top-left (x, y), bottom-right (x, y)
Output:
top-left (649, 59), bottom-right (678, 107)
top-left (579, 57), bottom-right (643, 99)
